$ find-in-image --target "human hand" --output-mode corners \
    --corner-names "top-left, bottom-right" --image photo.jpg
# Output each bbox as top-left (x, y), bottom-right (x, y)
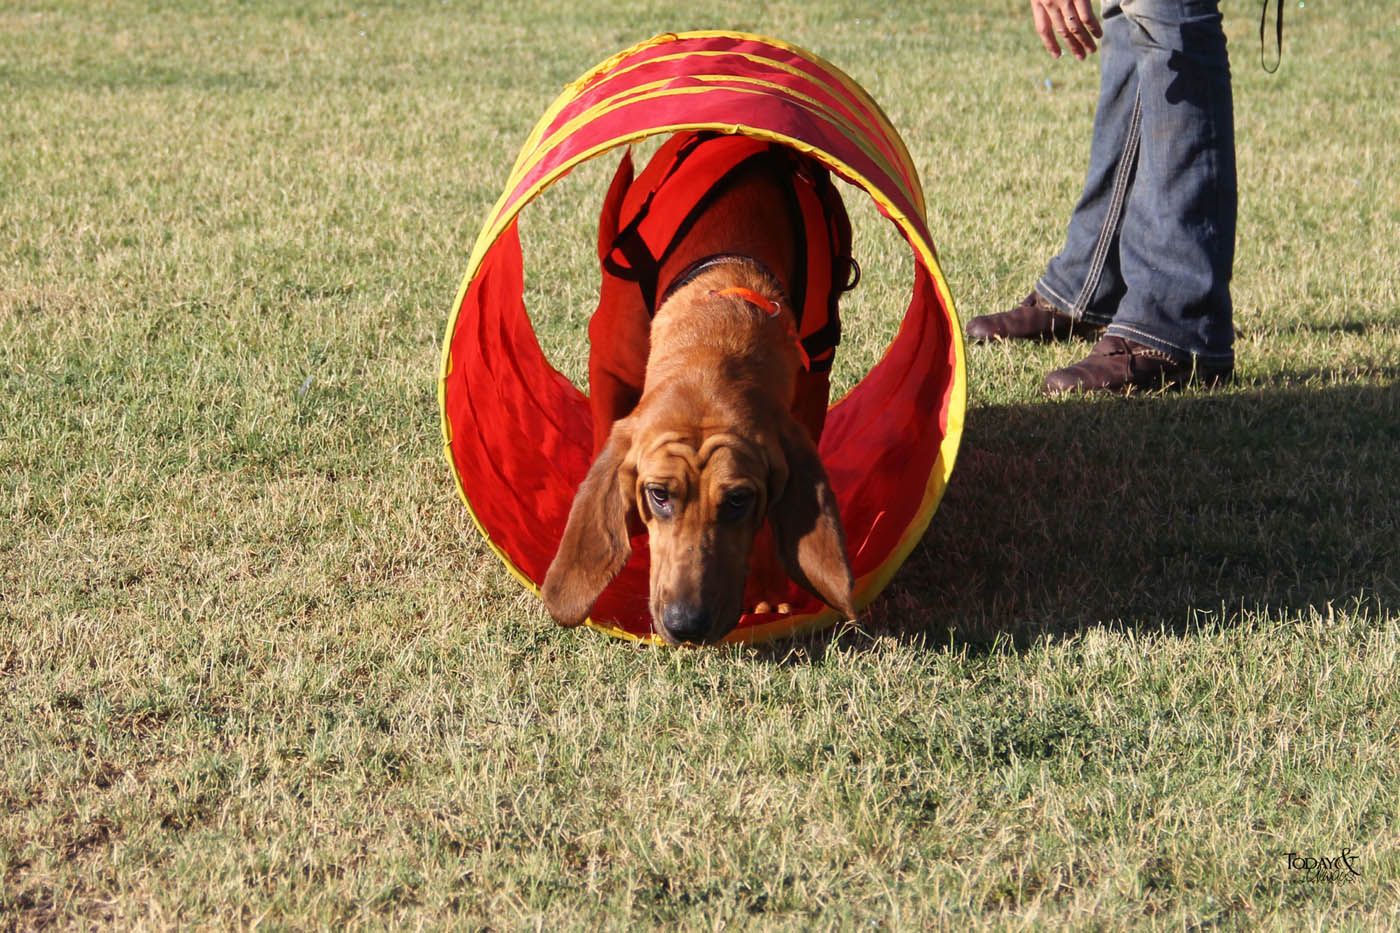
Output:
top-left (1029, 0), bottom-right (1103, 60)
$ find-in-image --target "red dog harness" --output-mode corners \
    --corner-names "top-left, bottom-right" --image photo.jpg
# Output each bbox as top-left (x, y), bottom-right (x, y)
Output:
top-left (586, 131), bottom-right (858, 454)
top-left (597, 131), bottom-right (856, 373)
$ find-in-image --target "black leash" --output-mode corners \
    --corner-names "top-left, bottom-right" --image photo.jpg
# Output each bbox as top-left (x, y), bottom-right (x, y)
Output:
top-left (1260, 0), bottom-right (1284, 73)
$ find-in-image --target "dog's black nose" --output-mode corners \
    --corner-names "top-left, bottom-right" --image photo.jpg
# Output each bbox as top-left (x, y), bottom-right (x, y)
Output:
top-left (661, 602), bottom-right (712, 644)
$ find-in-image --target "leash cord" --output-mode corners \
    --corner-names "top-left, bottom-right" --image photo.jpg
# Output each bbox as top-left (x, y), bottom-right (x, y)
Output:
top-left (1260, 0), bottom-right (1284, 73)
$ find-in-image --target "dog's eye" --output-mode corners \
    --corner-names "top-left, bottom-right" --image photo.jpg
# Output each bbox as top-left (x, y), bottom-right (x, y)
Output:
top-left (645, 485), bottom-right (674, 519)
top-left (718, 488), bottom-right (755, 522)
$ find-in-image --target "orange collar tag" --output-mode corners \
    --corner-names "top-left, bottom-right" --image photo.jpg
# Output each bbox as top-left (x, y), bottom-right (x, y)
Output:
top-left (712, 287), bottom-right (811, 371)
top-left (713, 286), bottom-right (779, 315)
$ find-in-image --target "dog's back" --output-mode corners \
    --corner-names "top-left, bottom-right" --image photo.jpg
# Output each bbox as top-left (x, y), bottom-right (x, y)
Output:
top-left (586, 132), bottom-right (853, 450)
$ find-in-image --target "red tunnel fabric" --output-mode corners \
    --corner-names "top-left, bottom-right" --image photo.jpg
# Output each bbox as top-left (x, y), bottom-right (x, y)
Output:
top-left (439, 31), bottom-right (966, 644)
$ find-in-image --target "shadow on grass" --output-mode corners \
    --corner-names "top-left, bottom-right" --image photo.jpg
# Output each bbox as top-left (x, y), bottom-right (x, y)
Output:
top-left (864, 379), bottom-right (1400, 647)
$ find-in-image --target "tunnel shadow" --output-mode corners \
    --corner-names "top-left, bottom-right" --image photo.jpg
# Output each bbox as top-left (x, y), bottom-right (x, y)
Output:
top-left (859, 377), bottom-right (1400, 648)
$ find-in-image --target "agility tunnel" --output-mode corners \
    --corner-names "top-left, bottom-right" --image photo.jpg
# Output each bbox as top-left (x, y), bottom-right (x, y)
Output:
top-left (439, 31), bottom-right (966, 644)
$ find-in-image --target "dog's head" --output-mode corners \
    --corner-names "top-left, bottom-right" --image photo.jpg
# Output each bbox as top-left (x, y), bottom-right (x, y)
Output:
top-left (542, 392), bottom-right (854, 645)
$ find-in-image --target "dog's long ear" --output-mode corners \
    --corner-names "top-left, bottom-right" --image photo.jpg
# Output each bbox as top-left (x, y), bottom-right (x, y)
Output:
top-left (542, 419), bottom-right (637, 627)
top-left (769, 418), bottom-right (855, 618)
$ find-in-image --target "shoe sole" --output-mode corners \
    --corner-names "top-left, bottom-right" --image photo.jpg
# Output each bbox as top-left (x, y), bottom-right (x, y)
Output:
top-left (1042, 366), bottom-right (1234, 396)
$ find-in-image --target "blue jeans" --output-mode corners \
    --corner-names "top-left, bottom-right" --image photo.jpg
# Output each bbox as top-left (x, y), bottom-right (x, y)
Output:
top-left (1036, 0), bottom-right (1236, 365)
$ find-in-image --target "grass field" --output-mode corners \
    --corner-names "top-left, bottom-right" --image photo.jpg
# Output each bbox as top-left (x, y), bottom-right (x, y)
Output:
top-left (3, 0), bottom-right (1398, 927)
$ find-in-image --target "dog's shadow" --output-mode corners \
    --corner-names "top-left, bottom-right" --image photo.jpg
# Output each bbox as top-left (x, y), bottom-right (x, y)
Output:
top-left (759, 377), bottom-right (1400, 661)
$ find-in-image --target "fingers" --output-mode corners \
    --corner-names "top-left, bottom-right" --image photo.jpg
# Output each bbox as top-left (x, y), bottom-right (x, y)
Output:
top-left (1031, 1), bottom-right (1062, 58)
top-left (1031, 0), bottom-right (1102, 60)
top-left (1048, 3), bottom-right (1092, 60)
top-left (1073, 0), bottom-right (1103, 40)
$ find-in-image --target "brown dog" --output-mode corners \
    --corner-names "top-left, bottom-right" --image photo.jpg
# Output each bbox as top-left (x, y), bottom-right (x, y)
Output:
top-left (542, 132), bottom-right (857, 644)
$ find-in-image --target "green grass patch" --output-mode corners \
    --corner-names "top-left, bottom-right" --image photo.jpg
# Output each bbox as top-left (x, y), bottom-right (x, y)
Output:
top-left (3, 0), bottom-right (1398, 926)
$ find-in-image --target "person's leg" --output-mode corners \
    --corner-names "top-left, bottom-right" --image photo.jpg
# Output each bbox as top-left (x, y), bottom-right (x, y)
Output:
top-left (1036, 0), bottom-right (1138, 327)
top-left (1101, 0), bottom-right (1236, 366)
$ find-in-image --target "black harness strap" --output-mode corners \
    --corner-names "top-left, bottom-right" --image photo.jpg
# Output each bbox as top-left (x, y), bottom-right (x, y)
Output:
top-left (655, 253), bottom-right (788, 310)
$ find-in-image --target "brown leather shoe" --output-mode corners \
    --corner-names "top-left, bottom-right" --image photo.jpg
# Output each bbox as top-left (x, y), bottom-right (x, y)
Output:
top-left (1043, 335), bottom-right (1233, 395)
top-left (965, 291), bottom-right (1098, 343)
